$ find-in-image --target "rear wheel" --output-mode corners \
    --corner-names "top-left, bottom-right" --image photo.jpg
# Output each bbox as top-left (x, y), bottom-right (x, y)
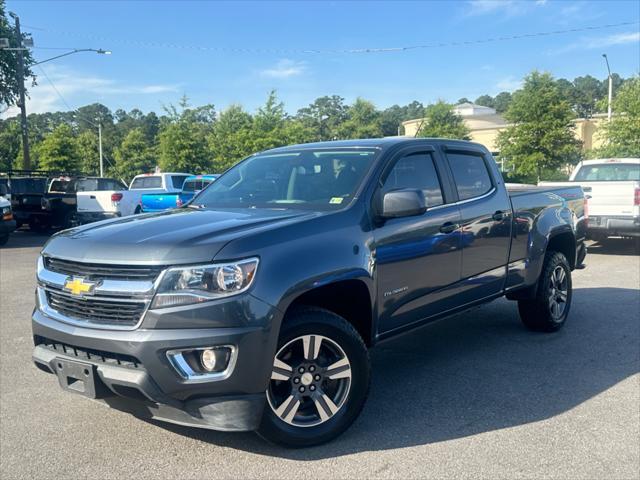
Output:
top-left (518, 251), bottom-right (572, 332)
top-left (257, 307), bottom-right (370, 447)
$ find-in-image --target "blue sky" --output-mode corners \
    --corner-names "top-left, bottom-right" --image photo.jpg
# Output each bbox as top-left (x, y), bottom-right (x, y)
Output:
top-left (4, 0), bottom-right (640, 118)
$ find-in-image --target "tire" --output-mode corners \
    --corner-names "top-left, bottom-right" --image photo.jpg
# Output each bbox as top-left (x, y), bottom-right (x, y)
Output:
top-left (257, 307), bottom-right (370, 447)
top-left (29, 218), bottom-right (50, 233)
top-left (0, 234), bottom-right (8, 246)
top-left (134, 206), bottom-right (142, 215)
top-left (518, 251), bottom-right (572, 332)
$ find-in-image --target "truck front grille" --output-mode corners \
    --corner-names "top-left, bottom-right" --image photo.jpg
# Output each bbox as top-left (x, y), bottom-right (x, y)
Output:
top-left (44, 257), bottom-right (162, 282)
top-left (45, 289), bottom-right (146, 327)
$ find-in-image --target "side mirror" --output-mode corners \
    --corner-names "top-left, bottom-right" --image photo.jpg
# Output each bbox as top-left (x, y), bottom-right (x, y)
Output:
top-left (381, 189), bottom-right (427, 219)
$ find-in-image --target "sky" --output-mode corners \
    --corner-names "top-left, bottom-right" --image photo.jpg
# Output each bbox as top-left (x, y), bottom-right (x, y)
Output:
top-left (3, 0), bottom-right (640, 118)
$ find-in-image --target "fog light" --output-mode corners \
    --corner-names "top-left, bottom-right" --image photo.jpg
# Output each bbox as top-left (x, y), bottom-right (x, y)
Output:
top-left (200, 349), bottom-right (217, 372)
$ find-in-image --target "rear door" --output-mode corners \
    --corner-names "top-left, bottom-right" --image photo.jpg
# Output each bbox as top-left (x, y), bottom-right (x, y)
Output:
top-left (443, 146), bottom-right (512, 302)
top-left (374, 146), bottom-right (463, 334)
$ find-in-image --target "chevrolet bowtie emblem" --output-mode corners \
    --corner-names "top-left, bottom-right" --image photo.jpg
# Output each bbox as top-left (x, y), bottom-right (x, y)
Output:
top-left (63, 277), bottom-right (97, 296)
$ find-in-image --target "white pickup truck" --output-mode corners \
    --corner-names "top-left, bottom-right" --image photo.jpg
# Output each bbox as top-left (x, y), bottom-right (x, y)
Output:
top-left (540, 158), bottom-right (640, 241)
top-left (76, 172), bottom-right (190, 223)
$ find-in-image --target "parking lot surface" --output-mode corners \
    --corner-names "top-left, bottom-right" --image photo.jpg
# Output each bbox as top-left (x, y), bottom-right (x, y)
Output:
top-left (1, 232), bottom-right (639, 479)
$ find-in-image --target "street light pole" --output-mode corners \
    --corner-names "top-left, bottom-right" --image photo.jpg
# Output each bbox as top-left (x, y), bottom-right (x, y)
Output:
top-left (98, 120), bottom-right (104, 177)
top-left (602, 53), bottom-right (613, 121)
top-left (9, 12), bottom-right (31, 170)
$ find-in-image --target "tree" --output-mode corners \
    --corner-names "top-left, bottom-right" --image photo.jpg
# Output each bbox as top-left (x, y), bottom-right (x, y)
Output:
top-left (114, 128), bottom-right (156, 181)
top-left (337, 98), bottom-right (383, 139)
top-left (494, 91), bottom-right (512, 113)
top-left (0, 118), bottom-right (21, 170)
top-left (496, 71), bottom-right (582, 181)
top-left (0, 1), bottom-right (35, 110)
top-left (457, 97), bottom-right (471, 105)
top-left (474, 95), bottom-right (495, 108)
top-left (208, 104), bottom-right (255, 172)
top-left (416, 101), bottom-right (471, 140)
top-left (572, 75), bottom-right (602, 118)
top-left (158, 98), bottom-right (213, 173)
top-left (296, 95), bottom-right (348, 141)
top-left (75, 130), bottom-right (99, 175)
top-left (34, 124), bottom-right (81, 172)
top-left (591, 77), bottom-right (640, 158)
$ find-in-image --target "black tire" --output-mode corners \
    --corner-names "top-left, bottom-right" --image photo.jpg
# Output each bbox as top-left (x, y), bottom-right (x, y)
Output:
top-left (0, 234), bottom-right (8, 246)
top-left (134, 206), bottom-right (142, 215)
top-left (257, 307), bottom-right (370, 447)
top-left (29, 218), bottom-right (50, 233)
top-left (518, 251), bottom-right (572, 332)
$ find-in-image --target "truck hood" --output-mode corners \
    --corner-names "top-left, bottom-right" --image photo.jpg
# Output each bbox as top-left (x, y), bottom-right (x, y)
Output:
top-left (43, 207), bottom-right (319, 264)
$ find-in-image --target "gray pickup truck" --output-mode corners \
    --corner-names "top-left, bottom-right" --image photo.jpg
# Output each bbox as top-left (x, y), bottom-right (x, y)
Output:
top-left (32, 138), bottom-right (587, 447)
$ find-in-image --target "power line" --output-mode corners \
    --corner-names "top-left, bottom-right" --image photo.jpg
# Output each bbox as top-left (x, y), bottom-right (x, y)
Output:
top-left (22, 20), bottom-right (640, 55)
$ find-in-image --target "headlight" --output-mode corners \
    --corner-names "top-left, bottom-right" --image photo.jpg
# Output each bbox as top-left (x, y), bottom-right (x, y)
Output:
top-left (151, 257), bottom-right (259, 309)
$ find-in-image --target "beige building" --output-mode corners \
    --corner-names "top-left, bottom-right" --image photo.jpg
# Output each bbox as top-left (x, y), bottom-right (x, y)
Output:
top-left (402, 102), bottom-right (607, 153)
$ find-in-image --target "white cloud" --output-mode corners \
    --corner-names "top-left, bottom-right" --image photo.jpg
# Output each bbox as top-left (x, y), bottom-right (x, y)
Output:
top-left (465, 0), bottom-right (545, 17)
top-left (551, 31), bottom-right (640, 54)
top-left (496, 76), bottom-right (523, 91)
top-left (1, 66), bottom-right (180, 118)
top-left (259, 59), bottom-right (306, 79)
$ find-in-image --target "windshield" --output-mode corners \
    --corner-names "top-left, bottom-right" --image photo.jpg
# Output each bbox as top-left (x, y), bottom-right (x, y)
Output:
top-left (574, 163), bottom-right (640, 181)
top-left (194, 148), bottom-right (378, 210)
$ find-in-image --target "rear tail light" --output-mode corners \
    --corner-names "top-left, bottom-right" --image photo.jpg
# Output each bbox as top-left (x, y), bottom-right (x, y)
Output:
top-left (584, 196), bottom-right (589, 227)
top-left (634, 188), bottom-right (640, 206)
top-left (111, 193), bottom-right (123, 202)
top-left (176, 197), bottom-right (183, 207)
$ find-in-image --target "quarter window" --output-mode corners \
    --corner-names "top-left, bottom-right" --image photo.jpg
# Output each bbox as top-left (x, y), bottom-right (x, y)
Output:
top-left (446, 152), bottom-right (493, 201)
top-left (382, 153), bottom-right (444, 207)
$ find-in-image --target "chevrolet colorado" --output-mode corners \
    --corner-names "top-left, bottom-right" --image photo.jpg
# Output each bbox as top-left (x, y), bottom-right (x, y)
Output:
top-left (32, 138), bottom-right (587, 447)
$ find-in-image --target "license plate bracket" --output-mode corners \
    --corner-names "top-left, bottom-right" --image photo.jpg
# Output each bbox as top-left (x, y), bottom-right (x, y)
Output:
top-left (55, 358), bottom-right (101, 399)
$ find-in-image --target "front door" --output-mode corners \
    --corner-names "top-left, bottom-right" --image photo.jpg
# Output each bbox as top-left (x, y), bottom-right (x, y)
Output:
top-left (374, 149), bottom-right (462, 334)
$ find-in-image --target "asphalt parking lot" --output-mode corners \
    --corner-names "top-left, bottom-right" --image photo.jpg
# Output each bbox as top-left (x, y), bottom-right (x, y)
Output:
top-left (1, 231), bottom-right (639, 479)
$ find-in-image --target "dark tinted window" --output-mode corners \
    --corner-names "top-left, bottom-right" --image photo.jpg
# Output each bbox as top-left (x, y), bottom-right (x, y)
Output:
top-left (574, 163), bottom-right (640, 181)
top-left (10, 178), bottom-right (47, 194)
top-left (446, 152), bottom-right (492, 200)
top-left (76, 178), bottom-right (127, 191)
top-left (382, 153), bottom-right (444, 207)
top-left (171, 175), bottom-right (189, 189)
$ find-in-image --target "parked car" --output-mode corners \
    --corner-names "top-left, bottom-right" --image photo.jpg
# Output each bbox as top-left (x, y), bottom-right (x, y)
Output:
top-left (31, 138), bottom-right (587, 447)
top-left (0, 194), bottom-right (16, 245)
top-left (10, 175), bottom-right (127, 231)
top-left (106, 172), bottom-right (191, 217)
top-left (140, 174), bottom-right (220, 213)
top-left (540, 158), bottom-right (640, 241)
top-left (0, 176), bottom-right (11, 201)
top-left (75, 178), bottom-right (129, 224)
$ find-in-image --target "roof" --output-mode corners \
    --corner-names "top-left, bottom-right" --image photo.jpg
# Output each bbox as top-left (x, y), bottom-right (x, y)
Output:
top-left (185, 174), bottom-right (220, 180)
top-left (580, 158), bottom-right (640, 165)
top-left (263, 137), bottom-right (486, 154)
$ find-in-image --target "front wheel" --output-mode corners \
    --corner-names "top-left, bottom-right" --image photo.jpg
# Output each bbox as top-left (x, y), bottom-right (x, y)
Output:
top-left (518, 251), bottom-right (572, 332)
top-left (257, 307), bottom-right (370, 447)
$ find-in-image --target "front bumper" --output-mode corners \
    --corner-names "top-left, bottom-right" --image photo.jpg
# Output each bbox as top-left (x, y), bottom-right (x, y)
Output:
top-left (588, 216), bottom-right (640, 238)
top-left (31, 295), bottom-right (282, 431)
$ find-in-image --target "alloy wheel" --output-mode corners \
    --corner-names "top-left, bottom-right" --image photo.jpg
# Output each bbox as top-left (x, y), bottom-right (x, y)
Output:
top-left (548, 265), bottom-right (568, 321)
top-left (267, 334), bottom-right (352, 427)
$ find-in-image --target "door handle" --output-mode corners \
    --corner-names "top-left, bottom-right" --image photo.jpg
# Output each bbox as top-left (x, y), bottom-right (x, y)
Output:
top-left (439, 222), bottom-right (458, 234)
top-left (492, 210), bottom-right (505, 221)
top-left (90, 195), bottom-right (96, 199)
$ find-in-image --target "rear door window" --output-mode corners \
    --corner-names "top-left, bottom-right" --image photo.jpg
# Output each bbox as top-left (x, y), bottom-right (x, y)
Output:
top-left (446, 152), bottom-right (493, 201)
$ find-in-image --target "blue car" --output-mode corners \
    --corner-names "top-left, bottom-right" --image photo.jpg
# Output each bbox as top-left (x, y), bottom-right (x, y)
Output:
top-left (140, 174), bottom-right (219, 213)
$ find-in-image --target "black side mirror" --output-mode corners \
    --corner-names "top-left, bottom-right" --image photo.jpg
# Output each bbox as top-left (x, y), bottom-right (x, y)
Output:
top-left (381, 189), bottom-right (427, 219)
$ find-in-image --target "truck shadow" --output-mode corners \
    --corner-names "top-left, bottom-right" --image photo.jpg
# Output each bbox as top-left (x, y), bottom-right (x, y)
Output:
top-left (152, 286), bottom-right (639, 459)
top-left (587, 239), bottom-right (639, 256)
top-left (1, 230), bottom-right (51, 249)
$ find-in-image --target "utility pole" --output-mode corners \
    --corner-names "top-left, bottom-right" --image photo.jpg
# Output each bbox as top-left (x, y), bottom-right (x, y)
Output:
top-left (10, 13), bottom-right (30, 170)
top-left (98, 121), bottom-right (104, 177)
top-left (602, 54), bottom-right (613, 121)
